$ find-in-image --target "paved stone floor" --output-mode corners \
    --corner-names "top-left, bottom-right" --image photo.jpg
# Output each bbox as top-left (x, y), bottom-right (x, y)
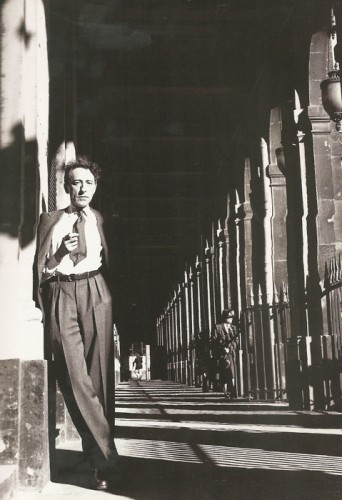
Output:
top-left (16, 380), bottom-right (342, 499)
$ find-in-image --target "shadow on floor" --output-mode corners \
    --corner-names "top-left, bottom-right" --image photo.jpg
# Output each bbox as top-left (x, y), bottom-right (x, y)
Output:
top-left (51, 449), bottom-right (94, 490)
top-left (51, 449), bottom-right (342, 500)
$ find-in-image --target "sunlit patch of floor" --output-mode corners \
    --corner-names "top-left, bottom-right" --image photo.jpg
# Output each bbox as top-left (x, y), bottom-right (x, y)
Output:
top-left (115, 417), bottom-right (342, 435)
top-left (115, 437), bottom-right (342, 476)
top-left (115, 401), bottom-right (288, 406)
top-left (116, 437), bottom-right (202, 464)
top-left (199, 443), bottom-right (342, 474)
top-left (114, 407), bottom-right (326, 417)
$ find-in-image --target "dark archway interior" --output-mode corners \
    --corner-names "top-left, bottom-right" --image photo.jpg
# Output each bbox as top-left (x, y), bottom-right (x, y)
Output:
top-left (47, 0), bottom-right (331, 355)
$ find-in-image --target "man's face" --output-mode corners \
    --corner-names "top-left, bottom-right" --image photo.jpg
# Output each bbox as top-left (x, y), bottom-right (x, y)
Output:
top-left (66, 167), bottom-right (97, 209)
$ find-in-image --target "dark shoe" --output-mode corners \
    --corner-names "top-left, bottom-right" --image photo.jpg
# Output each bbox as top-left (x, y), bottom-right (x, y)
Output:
top-left (94, 469), bottom-right (109, 491)
top-left (95, 478), bottom-right (108, 491)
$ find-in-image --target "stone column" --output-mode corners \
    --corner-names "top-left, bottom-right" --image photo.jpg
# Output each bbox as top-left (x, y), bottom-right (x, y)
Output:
top-left (267, 108), bottom-right (289, 400)
top-left (243, 158), bottom-right (253, 303)
top-left (195, 255), bottom-right (203, 334)
top-left (169, 298), bottom-right (174, 381)
top-left (172, 299), bottom-right (178, 382)
top-left (189, 267), bottom-right (195, 340)
top-left (171, 295), bottom-right (179, 383)
top-left (223, 194), bottom-right (232, 309)
top-left (234, 189), bottom-right (245, 396)
top-left (162, 315), bottom-right (166, 347)
top-left (307, 27), bottom-right (336, 409)
top-left (217, 219), bottom-right (226, 313)
top-left (0, 0), bottom-right (50, 491)
top-left (205, 241), bottom-right (213, 332)
top-left (177, 285), bottom-right (184, 383)
top-left (168, 303), bottom-right (175, 382)
top-left (268, 107), bottom-right (288, 286)
top-left (166, 305), bottom-right (173, 380)
top-left (184, 271), bottom-right (191, 384)
top-left (260, 139), bottom-right (275, 304)
top-left (239, 159), bottom-right (254, 397)
top-left (156, 317), bottom-right (161, 346)
top-left (283, 91), bottom-right (311, 409)
top-left (189, 267), bottom-right (196, 386)
top-left (163, 312), bottom-right (170, 380)
top-left (260, 138), bottom-right (277, 398)
top-left (210, 223), bottom-right (219, 324)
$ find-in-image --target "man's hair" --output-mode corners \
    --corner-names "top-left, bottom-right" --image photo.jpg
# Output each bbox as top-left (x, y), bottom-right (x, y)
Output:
top-left (64, 156), bottom-right (101, 185)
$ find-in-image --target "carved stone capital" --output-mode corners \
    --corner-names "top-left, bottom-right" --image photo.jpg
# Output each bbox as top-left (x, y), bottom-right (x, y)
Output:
top-left (266, 163), bottom-right (286, 186)
top-left (308, 105), bottom-right (332, 135)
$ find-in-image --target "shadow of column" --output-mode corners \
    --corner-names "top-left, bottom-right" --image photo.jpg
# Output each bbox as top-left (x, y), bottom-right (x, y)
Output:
top-left (0, 123), bottom-right (39, 247)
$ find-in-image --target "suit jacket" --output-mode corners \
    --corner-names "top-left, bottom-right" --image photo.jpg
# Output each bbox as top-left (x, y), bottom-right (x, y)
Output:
top-left (33, 207), bottom-right (110, 313)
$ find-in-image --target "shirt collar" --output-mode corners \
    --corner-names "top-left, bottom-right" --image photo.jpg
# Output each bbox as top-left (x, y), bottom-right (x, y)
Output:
top-left (66, 205), bottom-right (91, 216)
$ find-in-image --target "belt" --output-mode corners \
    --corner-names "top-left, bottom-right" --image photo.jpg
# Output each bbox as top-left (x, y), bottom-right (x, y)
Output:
top-left (47, 269), bottom-right (100, 283)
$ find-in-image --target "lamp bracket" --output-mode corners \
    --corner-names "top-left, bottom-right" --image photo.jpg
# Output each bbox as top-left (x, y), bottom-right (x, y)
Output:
top-left (332, 112), bottom-right (342, 131)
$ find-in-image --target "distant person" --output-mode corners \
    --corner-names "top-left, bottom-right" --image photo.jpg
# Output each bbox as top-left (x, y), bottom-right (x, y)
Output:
top-left (213, 309), bottom-right (239, 399)
top-left (133, 353), bottom-right (143, 380)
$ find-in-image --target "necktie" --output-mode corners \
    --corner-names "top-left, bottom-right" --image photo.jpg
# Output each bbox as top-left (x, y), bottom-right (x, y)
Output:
top-left (70, 211), bottom-right (87, 265)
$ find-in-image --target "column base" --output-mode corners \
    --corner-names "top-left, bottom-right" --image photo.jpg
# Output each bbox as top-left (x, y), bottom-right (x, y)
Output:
top-left (0, 359), bottom-right (50, 491)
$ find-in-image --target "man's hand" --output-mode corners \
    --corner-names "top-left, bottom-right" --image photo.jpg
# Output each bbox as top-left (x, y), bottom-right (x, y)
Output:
top-left (55, 232), bottom-right (79, 261)
top-left (46, 233), bottom-right (79, 269)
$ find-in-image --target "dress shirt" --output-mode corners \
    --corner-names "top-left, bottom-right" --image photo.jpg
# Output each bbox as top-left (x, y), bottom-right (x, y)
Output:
top-left (42, 205), bottom-right (102, 280)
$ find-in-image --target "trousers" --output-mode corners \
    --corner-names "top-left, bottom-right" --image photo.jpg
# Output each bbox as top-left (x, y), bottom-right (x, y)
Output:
top-left (43, 273), bottom-right (120, 476)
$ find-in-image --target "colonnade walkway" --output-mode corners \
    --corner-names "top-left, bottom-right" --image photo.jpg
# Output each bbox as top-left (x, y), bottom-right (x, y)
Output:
top-left (18, 380), bottom-right (342, 499)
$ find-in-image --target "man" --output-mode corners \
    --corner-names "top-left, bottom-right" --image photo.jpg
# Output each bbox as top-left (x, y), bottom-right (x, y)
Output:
top-left (212, 309), bottom-right (239, 399)
top-left (33, 156), bottom-right (121, 492)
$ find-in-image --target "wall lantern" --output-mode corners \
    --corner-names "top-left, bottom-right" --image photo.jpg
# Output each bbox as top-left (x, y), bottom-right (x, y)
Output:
top-left (320, 10), bottom-right (342, 131)
top-left (320, 65), bottom-right (342, 131)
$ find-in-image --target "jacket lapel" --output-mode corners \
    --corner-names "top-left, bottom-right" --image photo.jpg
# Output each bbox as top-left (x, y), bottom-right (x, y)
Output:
top-left (92, 209), bottom-right (109, 269)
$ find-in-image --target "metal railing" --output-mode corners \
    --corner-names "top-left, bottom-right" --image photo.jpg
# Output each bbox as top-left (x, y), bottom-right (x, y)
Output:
top-left (241, 286), bottom-right (291, 400)
top-left (324, 257), bottom-right (342, 360)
